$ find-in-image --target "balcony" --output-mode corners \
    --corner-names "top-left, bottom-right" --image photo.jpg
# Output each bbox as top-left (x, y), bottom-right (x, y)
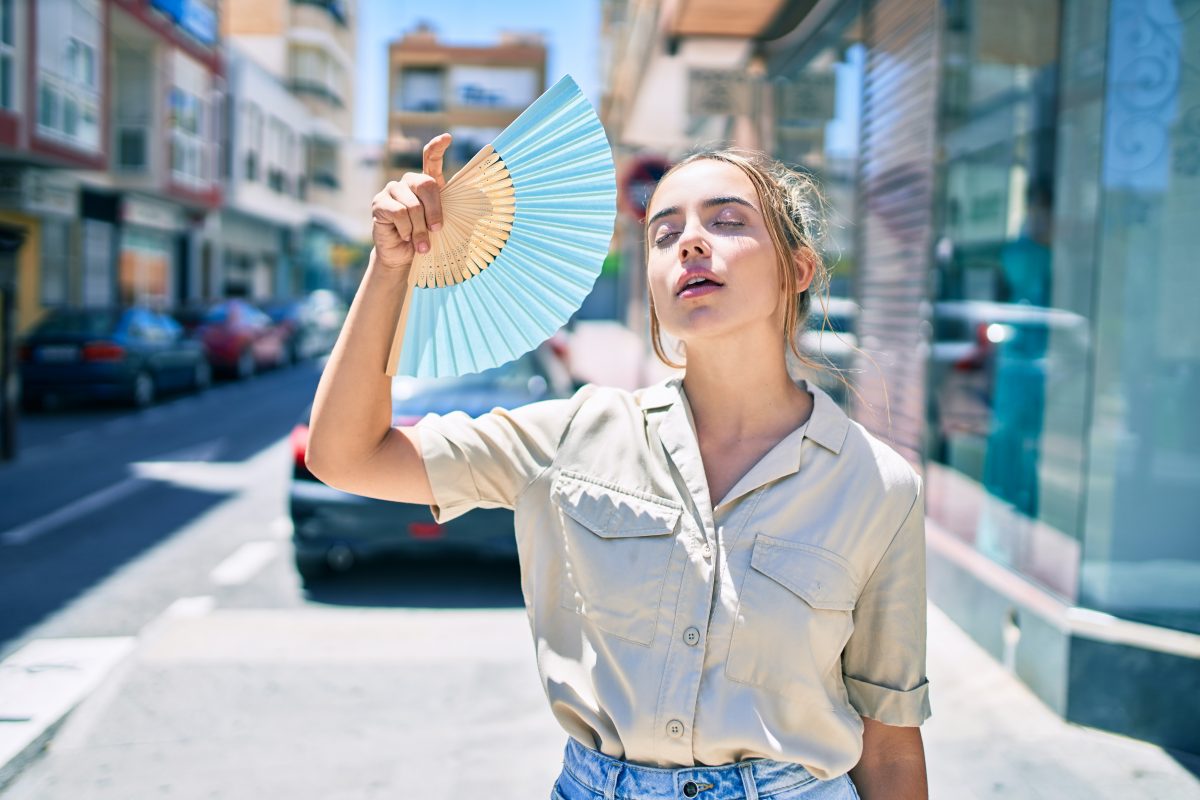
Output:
top-left (288, 78), bottom-right (345, 108)
top-left (291, 0), bottom-right (348, 26)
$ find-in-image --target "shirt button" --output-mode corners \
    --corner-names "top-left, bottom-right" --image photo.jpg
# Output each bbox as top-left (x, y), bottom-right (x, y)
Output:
top-left (700, 542), bottom-right (712, 558)
top-left (666, 719), bottom-right (685, 738)
top-left (683, 627), bottom-right (701, 646)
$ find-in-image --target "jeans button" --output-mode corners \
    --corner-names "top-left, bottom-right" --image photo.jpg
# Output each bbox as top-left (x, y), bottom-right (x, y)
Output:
top-left (683, 780), bottom-right (699, 797)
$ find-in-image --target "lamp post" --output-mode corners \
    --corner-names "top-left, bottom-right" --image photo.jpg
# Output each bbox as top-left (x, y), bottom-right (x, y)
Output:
top-left (0, 226), bottom-right (26, 462)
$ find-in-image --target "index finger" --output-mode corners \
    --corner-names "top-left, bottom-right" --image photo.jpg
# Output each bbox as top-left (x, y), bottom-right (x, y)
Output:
top-left (423, 133), bottom-right (452, 187)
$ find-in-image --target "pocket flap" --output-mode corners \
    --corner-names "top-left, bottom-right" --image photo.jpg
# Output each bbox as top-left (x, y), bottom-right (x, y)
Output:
top-left (552, 471), bottom-right (682, 538)
top-left (749, 535), bottom-right (858, 610)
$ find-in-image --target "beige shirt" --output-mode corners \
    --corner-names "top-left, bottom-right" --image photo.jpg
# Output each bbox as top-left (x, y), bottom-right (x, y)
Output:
top-left (415, 375), bottom-right (931, 781)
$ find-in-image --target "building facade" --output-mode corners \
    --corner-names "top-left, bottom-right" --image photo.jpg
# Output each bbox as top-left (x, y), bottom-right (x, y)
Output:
top-left (385, 25), bottom-right (547, 180)
top-left (223, 0), bottom-right (366, 293)
top-left (603, 0), bottom-right (1200, 754)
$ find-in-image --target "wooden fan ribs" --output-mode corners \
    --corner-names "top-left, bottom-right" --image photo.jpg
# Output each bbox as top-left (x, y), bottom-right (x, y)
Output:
top-left (412, 146), bottom-right (518, 289)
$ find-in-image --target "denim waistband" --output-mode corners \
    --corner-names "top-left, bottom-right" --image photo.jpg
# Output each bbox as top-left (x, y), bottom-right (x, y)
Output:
top-left (561, 737), bottom-right (819, 800)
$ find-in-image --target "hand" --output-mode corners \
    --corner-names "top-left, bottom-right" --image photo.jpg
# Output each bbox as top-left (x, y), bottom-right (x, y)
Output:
top-left (370, 133), bottom-right (452, 272)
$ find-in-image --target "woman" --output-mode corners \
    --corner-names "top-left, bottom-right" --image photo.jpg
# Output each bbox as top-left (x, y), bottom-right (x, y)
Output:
top-left (306, 133), bottom-right (931, 800)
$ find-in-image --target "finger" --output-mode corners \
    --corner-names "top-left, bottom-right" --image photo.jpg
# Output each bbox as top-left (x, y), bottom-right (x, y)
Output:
top-left (383, 184), bottom-right (415, 241)
top-left (408, 173), bottom-right (443, 232)
top-left (422, 133), bottom-right (452, 188)
top-left (392, 182), bottom-right (430, 254)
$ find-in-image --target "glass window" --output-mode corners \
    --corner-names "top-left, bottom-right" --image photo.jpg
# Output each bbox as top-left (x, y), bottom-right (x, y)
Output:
top-left (1076, 0), bottom-right (1200, 634)
top-left (768, 0), bottom-right (864, 406)
top-left (926, 0), bottom-right (1082, 601)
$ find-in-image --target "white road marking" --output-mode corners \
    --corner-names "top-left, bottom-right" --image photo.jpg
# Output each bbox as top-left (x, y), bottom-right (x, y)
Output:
top-left (0, 440), bottom-right (224, 547)
top-left (162, 595), bottom-right (216, 618)
top-left (209, 541), bottom-right (280, 586)
top-left (0, 478), bottom-right (149, 546)
top-left (269, 516), bottom-right (293, 540)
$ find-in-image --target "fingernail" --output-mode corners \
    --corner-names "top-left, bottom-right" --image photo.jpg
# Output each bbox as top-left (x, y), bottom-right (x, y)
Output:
top-left (430, 222), bottom-right (442, 232)
top-left (417, 241), bottom-right (430, 254)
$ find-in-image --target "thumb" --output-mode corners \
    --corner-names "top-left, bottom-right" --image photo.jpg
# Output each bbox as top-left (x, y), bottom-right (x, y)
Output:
top-left (422, 133), bottom-right (452, 188)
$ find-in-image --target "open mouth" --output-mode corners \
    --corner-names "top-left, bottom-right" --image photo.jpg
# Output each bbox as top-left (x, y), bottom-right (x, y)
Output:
top-left (676, 274), bottom-right (724, 296)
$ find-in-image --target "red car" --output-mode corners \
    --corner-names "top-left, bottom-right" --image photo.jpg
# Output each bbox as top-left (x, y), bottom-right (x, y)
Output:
top-left (196, 299), bottom-right (290, 378)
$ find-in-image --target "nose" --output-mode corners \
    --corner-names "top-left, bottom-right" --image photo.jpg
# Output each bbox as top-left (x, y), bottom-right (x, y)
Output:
top-left (679, 232), bottom-right (708, 262)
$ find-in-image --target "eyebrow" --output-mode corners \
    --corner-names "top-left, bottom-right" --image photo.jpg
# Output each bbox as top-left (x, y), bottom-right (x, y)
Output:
top-left (645, 195), bottom-right (759, 228)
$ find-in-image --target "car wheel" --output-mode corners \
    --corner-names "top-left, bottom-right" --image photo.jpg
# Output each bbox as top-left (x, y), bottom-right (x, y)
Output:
top-left (193, 361), bottom-right (212, 391)
top-left (236, 349), bottom-right (255, 380)
top-left (131, 371), bottom-right (156, 408)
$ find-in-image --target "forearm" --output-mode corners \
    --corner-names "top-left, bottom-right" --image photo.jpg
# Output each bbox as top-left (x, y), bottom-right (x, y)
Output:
top-left (848, 754), bottom-right (928, 800)
top-left (307, 248), bottom-right (410, 477)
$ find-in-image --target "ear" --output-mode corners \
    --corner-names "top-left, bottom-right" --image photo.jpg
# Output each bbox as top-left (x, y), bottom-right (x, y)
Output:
top-left (792, 247), bottom-right (816, 294)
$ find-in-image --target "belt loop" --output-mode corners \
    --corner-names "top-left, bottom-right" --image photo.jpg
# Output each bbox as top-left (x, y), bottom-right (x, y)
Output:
top-left (738, 763), bottom-right (759, 800)
top-left (603, 761), bottom-right (621, 800)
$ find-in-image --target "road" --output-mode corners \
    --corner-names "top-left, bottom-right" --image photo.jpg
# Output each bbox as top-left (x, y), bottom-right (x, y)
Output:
top-left (0, 357), bottom-right (1197, 799)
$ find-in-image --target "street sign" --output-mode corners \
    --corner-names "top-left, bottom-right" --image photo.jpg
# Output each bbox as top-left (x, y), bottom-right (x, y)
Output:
top-left (687, 69), bottom-right (759, 117)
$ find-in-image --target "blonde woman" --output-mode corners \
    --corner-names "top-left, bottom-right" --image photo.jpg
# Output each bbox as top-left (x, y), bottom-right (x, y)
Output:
top-left (307, 133), bottom-right (931, 800)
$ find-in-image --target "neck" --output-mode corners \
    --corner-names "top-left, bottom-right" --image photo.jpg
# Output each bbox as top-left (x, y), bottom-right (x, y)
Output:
top-left (680, 336), bottom-right (813, 443)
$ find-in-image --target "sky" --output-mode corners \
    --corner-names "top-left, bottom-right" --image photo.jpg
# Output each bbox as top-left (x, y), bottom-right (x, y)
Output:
top-left (353, 0), bottom-right (602, 144)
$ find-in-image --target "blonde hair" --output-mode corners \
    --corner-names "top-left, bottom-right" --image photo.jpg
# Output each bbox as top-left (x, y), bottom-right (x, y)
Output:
top-left (645, 148), bottom-right (862, 400)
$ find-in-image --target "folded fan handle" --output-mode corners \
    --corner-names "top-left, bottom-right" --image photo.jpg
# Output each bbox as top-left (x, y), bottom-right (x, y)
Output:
top-left (384, 264), bottom-right (422, 377)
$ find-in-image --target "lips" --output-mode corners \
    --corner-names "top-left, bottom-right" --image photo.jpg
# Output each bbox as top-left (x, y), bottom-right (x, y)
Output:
top-left (675, 270), bottom-right (725, 296)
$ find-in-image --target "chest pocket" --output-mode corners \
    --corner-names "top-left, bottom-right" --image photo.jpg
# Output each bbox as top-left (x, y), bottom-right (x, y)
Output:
top-left (553, 471), bottom-right (682, 646)
top-left (726, 534), bottom-right (859, 700)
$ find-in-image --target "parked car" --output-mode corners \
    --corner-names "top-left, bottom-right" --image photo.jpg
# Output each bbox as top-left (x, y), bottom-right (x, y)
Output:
top-left (288, 343), bottom-right (575, 584)
top-left (259, 291), bottom-right (347, 363)
top-left (193, 299), bottom-right (290, 378)
top-left (18, 307), bottom-right (211, 410)
top-left (928, 299), bottom-right (1090, 449)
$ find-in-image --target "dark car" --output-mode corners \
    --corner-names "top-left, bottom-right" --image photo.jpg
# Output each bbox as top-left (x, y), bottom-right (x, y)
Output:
top-left (195, 299), bottom-right (290, 378)
top-left (18, 307), bottom-right (211, 410)
top-left (288, 343), bottom-right (575, 583)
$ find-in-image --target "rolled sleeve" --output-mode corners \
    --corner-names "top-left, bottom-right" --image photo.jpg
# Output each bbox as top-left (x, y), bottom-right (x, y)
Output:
top-left (414, 387), bottom-right (591, 524)
top-left (841, 473), bottom-right (933, 727)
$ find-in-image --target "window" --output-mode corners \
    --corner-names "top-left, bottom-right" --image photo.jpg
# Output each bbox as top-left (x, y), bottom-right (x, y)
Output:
top-left (0, 0), bottom-right (16, 110)
top-left (398, 68), bottom-right (445, 112)
top-left (41, 218), bottom-right (70, 306)
top-left (35, 0), bottom-right (101, 150)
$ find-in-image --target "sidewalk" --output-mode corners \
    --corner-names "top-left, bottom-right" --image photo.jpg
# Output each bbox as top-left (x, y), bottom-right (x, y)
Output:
top-left (2, 599), bottom-right (1196, 799)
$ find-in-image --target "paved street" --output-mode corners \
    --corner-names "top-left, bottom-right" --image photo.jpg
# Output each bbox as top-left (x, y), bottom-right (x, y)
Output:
top-left (0, 356), bottom-right (1197, 798)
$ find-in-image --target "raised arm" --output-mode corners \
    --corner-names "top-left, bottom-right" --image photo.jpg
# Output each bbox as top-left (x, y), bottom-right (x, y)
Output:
top-left (304, 134), bottom-right (451, 504)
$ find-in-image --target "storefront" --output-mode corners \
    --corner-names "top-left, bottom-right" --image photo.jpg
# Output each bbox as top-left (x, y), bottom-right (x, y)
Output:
top-left (118, 195), bottom-right (185, 309)
top-left (766, 0), bottom-right (1200, 752)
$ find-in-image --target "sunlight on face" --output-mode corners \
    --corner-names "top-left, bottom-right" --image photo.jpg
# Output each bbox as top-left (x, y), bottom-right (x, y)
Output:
top-left (646, 160), bottom-right (786, 351)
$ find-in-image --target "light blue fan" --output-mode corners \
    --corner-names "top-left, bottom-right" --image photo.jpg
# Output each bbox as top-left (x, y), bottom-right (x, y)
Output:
top-left (385, 75), bottom-right (617, 378)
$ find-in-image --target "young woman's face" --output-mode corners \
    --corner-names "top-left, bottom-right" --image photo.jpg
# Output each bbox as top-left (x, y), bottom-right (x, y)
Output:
top-left (645, 160), bottom-right (788, 350)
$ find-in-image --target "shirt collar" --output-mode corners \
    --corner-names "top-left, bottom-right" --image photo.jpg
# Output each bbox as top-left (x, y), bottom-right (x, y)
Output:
top-left (638, 375), bottom-right (850, 456)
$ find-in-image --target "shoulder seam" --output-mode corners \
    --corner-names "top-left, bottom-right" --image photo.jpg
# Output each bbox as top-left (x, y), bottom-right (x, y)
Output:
top-left (517, 384), bottom-right (597, 501)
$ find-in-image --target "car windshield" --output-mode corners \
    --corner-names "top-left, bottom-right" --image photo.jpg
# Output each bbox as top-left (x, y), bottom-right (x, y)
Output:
top-left (33, 309), bottom-right (121, 337)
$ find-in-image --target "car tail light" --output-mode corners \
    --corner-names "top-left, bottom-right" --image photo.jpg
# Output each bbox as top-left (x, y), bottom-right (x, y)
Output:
top-left (953, 323), bottom-right (993, 372)
top-left (83, 341), bottom-right (126, 362)
top-left (291, 423), bottom-right (309, 469)
top-left (409, 522), bottom-right (444, 539)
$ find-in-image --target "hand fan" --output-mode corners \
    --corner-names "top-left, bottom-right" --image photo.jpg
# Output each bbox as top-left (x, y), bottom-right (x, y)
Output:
top-left (385, 74), bottom-right (617, 378)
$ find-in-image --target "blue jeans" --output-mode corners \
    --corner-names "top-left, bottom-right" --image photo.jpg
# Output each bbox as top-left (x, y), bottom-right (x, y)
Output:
top-left (551, 737), bottom-right (862, 800)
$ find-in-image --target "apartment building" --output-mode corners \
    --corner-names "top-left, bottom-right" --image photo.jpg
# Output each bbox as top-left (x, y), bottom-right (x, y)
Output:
top-left (385, 25), bottom-right (546, 181)
top-left (0, 0), bottom-right (223, 328)
top-left (223, 0), bottom-right (365, 293)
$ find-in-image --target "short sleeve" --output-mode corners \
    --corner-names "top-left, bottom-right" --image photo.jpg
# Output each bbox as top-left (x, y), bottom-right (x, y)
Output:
top-left (414, 386), bottom-right (591, 523)
top-left (841, 473), bottom-right (932, 727)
